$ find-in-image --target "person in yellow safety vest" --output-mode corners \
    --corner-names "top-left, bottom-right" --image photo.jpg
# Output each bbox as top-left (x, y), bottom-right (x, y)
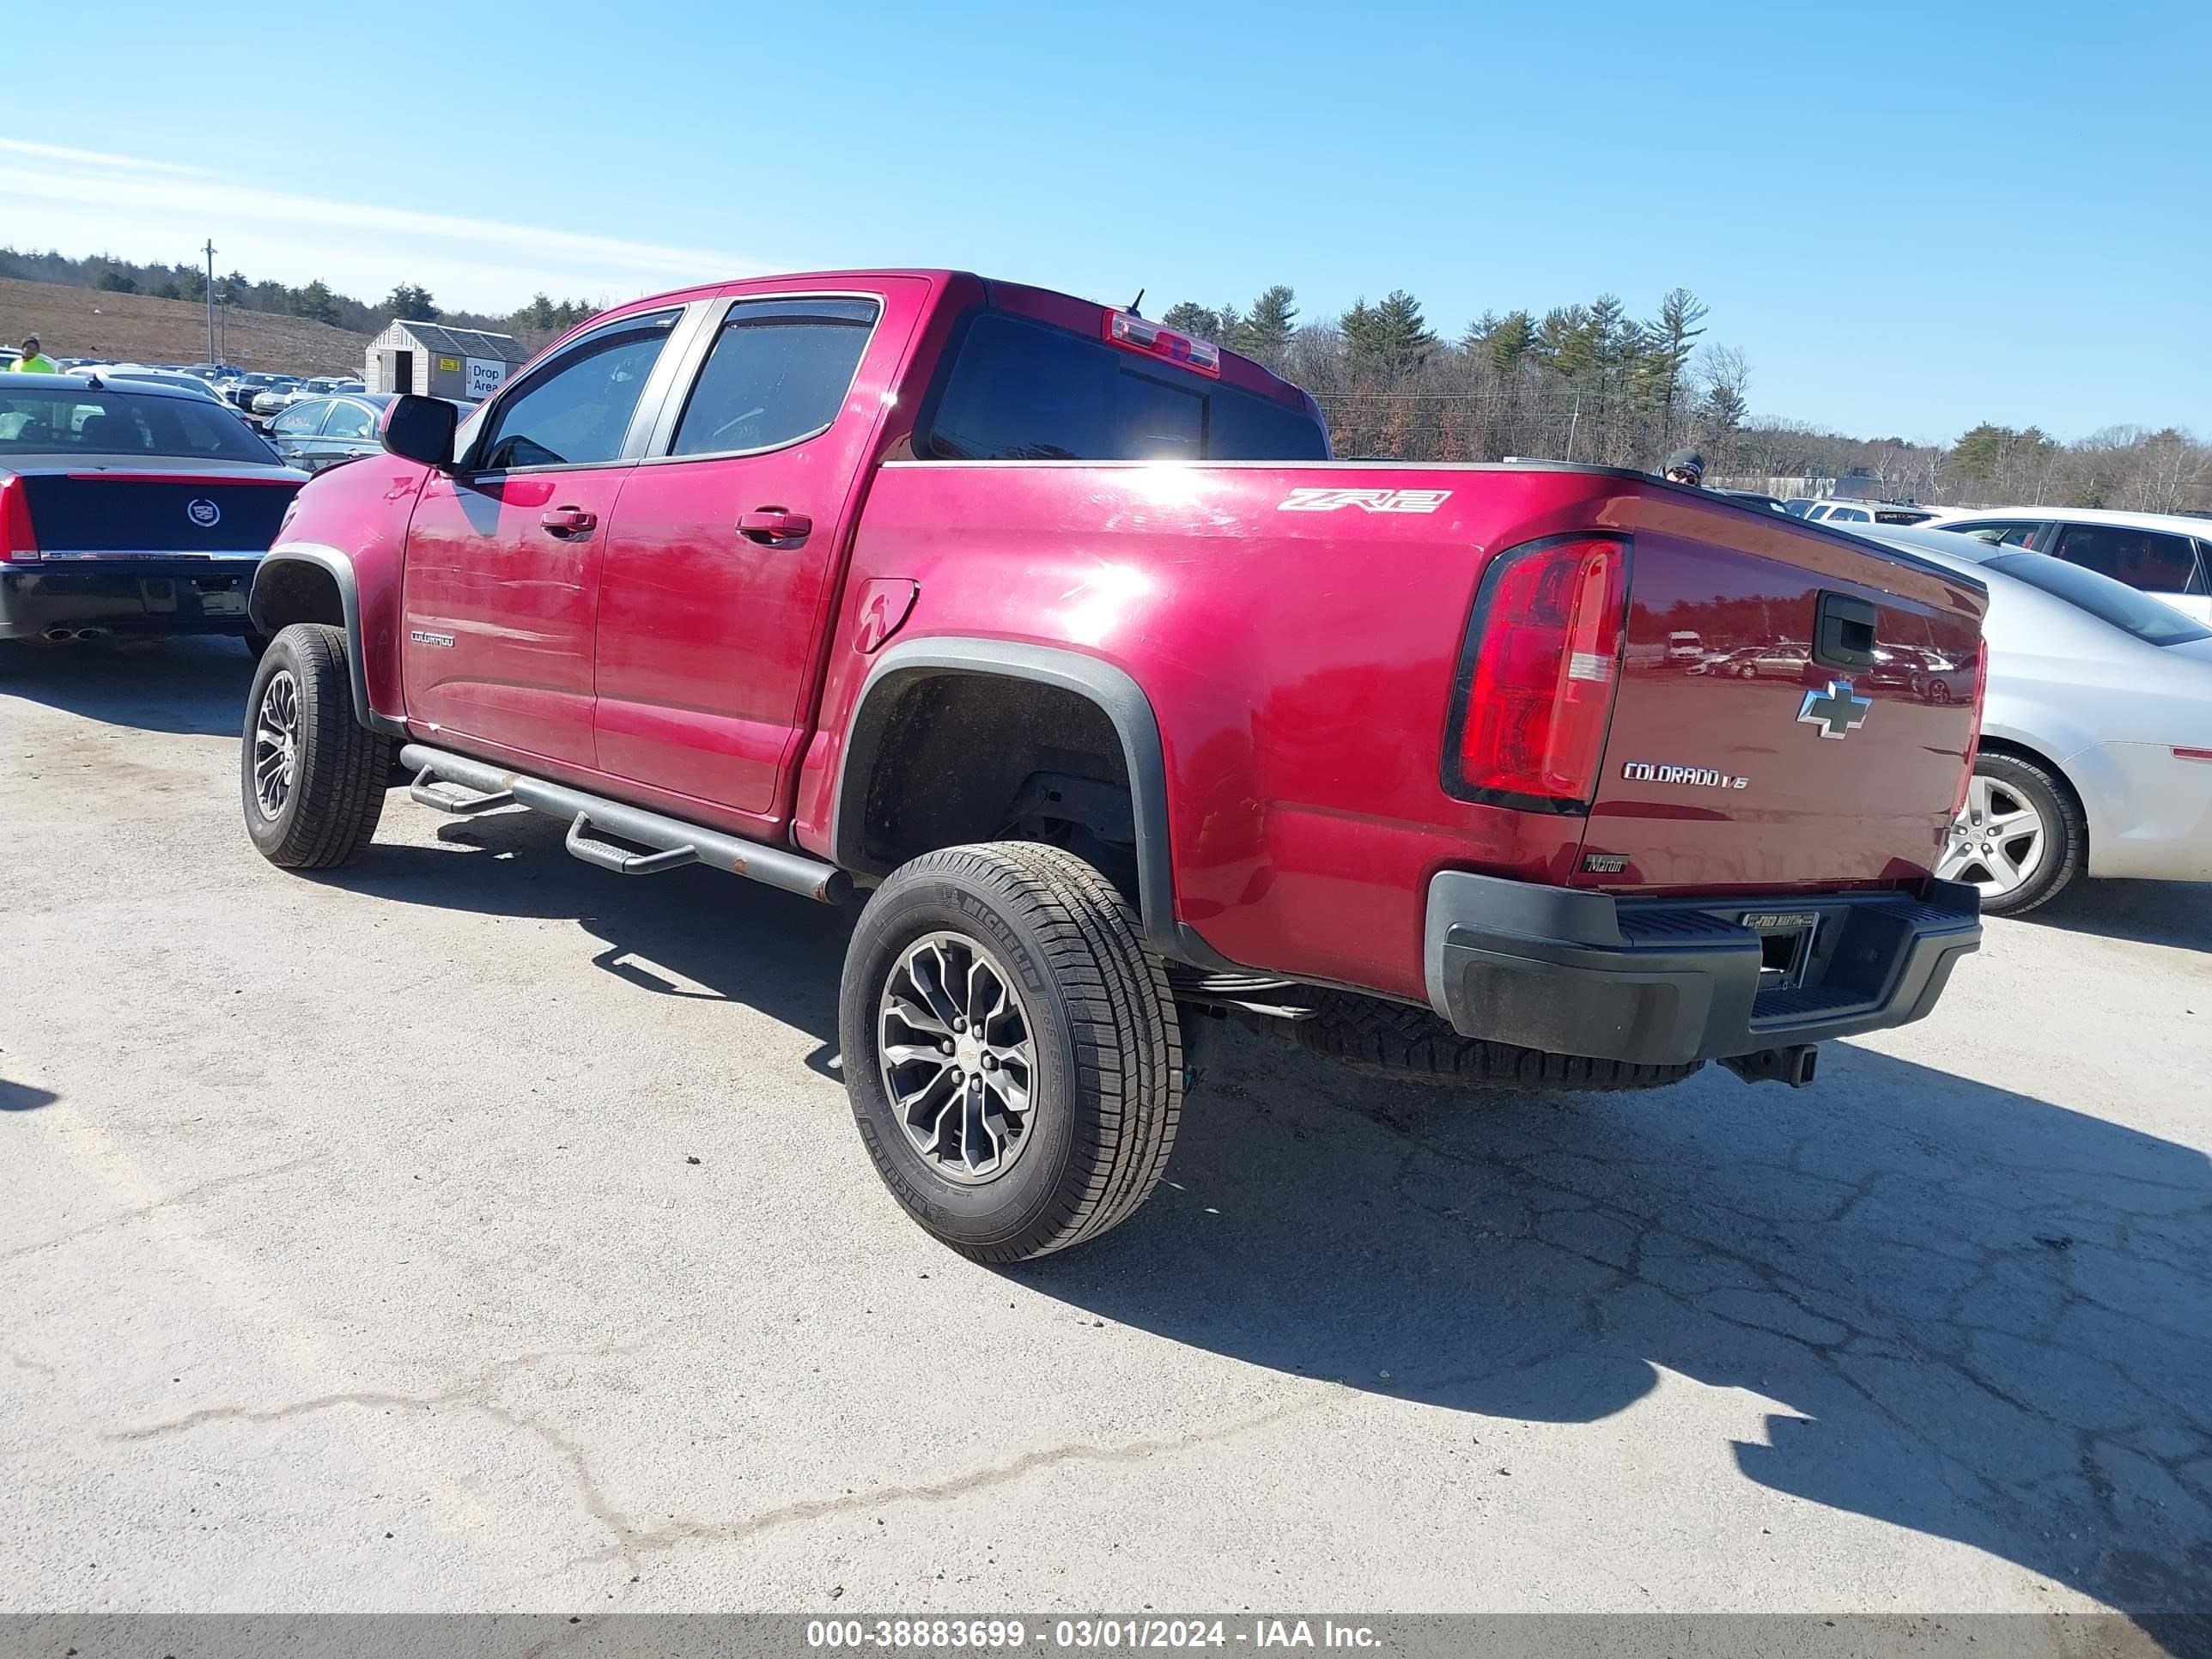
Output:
top-left (14, 334), bottom-right (59, 374)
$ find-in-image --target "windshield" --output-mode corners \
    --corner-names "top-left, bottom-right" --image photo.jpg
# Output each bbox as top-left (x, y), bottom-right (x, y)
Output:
top-left (0, 386), bottom-right (277, 463)
top-left (1988, 551), bottom-right (2212, 647)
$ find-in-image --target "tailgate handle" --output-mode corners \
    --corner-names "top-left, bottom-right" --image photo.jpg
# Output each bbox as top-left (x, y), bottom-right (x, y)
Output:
top-left (1814, 592), bottom-right (1878, 670)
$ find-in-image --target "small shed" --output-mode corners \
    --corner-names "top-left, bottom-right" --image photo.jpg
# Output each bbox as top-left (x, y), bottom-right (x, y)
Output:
top-left (366, 322), bottom-right (529, 403)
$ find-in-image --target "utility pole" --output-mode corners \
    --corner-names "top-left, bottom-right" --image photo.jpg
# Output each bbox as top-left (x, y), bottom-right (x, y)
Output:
top-left (203, 240), bottom-right (216, 365)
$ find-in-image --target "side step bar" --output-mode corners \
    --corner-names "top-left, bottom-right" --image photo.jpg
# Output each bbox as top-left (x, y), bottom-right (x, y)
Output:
top-left (397, 743), bottom-right (851, 905)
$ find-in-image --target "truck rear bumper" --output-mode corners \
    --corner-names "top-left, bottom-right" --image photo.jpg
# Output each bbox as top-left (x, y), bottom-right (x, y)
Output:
top-left (1423, 871), bottom-right (1981, 1067)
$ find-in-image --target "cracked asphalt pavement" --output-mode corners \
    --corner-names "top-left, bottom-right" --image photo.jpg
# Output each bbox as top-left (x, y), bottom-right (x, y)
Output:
top-left (3, 638), bottom-right (2209, 1623)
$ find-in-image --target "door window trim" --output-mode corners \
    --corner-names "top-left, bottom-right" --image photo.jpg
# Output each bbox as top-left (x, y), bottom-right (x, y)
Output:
top-left (457, 303), bottom-right (707, 478)
top-left (635, 289), bottom-right (888, 466)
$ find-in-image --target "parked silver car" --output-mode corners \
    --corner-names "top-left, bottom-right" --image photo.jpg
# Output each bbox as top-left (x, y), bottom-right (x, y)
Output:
top-left (1861, 523), bottom-right (2212, 915)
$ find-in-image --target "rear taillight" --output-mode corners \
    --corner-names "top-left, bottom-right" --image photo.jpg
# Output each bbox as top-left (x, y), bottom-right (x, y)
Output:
top-left (1949, 640), bottom-right (1990, 817)
top-left (0, 475), bottom-right (37, 562)
top-left (1444, 535), bottom-right (1629, 809)
top-left (1103, 310), bottom-right (1221, 377)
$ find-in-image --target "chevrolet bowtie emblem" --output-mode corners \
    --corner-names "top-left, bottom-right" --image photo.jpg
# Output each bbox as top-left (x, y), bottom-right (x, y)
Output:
top-left (1797, 678), bottom-right (1873, 739)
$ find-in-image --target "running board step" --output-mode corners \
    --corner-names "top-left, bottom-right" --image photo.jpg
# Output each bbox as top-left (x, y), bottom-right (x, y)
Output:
top-left (398, 743), bottom-right (850, 904)
top-left (565, 812), bottom-right (698, 877)
top-left (409, 769), bottom-right (516, 817)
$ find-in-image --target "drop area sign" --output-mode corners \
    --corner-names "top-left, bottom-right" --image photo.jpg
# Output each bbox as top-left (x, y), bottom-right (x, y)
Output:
top-left (464, 358), bottom-right (508, 399)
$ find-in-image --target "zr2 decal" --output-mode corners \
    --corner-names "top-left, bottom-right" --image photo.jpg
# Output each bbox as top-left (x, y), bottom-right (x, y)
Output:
top-left (1276, 487), bottom-right (1453, 514)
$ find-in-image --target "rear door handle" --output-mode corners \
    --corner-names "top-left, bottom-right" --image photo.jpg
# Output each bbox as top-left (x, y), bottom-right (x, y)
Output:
top-left (540, 507), bottom-right (597, 536)
top-left (738, 508), bottom-right (812, 545)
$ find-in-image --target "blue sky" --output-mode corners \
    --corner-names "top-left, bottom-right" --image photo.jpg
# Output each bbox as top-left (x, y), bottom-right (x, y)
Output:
top-left (5, 0), bottom-right (2206, 443)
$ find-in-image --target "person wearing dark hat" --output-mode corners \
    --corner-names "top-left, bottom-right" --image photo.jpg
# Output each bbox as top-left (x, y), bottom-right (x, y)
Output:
top-left (14, 334), bottom-right (58, 374)
top-left (1662, 448), bottom-right (1705, 487)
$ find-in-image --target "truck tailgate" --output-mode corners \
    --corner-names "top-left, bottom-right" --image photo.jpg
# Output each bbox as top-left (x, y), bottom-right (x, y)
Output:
top-left (1577, 511), bottom-right (1985, 892)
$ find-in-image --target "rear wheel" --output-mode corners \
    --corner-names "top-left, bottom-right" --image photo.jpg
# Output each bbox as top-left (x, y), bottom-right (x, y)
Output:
top-left (240, 623), bottom-right (390, 869)
top-left (1291, 993), bottom-right (1704, 1092)
top-left (1936, 751), bottom-right (2081, 916)
top-left (839, 842), bottom-right (1182, 1262)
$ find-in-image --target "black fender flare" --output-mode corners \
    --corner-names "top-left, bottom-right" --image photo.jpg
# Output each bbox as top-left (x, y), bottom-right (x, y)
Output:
top-left (249, 543), bottom-right (408, 738)
top-left (832, 637), bottom-right (1235, 970)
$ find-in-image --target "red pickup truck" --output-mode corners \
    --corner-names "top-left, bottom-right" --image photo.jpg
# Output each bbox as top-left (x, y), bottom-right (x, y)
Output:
top-left (239, 269), bottom-right (1986, 1261)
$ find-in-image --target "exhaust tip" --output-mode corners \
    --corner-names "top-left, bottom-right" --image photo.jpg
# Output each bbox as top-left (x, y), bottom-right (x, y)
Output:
top-left (42, 627), bottom-right (77, 641)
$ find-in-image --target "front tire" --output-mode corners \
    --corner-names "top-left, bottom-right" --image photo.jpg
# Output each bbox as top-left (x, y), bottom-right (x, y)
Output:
top-left (840, 842), bottom-right (1182, 1262)
top-left (241, 623), bottom-right (390, 869)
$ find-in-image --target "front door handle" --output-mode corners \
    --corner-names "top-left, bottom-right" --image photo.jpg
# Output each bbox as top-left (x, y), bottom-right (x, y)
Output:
top-left (738, 507), bottom-right (812, 545)
top-left (540, 507), bottom-right (597, 537)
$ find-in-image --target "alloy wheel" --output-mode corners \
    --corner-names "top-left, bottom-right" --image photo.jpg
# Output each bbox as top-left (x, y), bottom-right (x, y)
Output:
top-left (877, 931), bottom-right (1038, 1184)
top-left (251, 669), bottom-right (301, 821)
top-left (1936, 772), bottom-right (2045, 897)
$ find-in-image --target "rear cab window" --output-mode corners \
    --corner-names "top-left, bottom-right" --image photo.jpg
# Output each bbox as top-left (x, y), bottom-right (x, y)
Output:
top-left (914, 309), bottom-right (1328, 462)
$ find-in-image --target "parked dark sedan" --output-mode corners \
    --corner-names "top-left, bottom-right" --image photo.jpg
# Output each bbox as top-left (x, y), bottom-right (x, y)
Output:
top-left (264, 392), bottom-right (473, 474)
top-left (0, 373), bottom-right (305, 650)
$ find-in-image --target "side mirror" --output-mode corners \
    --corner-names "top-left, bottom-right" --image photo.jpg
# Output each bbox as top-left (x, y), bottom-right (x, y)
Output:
top-left (381, 394), bottom-right (458, 469)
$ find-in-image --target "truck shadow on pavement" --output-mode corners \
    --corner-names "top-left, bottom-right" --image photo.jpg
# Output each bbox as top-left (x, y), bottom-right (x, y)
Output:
top-left (2030, 878), bottom-right (2212, 951)
top-left (315, 799), bottom-right (2209, 1627)
top-left (0, 635), bottom-right (255, 737)
top-left (321, 804), bottom-right (855, 1076)
top-left (1030, 1029), bottom-right (2212, 1629)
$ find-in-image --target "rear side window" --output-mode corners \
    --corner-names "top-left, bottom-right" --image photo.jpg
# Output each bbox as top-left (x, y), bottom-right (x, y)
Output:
top-left (1826, 507), bottom-right (1870, 522)
top-left (2052, 523), bottom-right (2203, 595)
top-left (917, 311), bottom-right (1326, 462)
top-left (669, 297), bottom-right (879, 458)
top-left (1873, 509), bottom-right (1931, 525)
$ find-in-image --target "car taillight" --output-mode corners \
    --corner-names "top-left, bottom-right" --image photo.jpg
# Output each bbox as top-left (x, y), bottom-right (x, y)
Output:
top-left (0, 475), bottom-right (37, 562)
top-left (1103, 310), bottom-right (1221, 377)
top-left (1444, 535), bottom-right (1628, 808)
top-left (1949, 640), bottom-right (1989, 817)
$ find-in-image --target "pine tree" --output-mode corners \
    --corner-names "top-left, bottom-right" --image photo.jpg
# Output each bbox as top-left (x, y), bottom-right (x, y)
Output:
top-left (1160, 301), bottom-right (1222, 341)
top-left (1371, 289), bottom-right (1435, 374)
top-left (1338, 298), bottom-right (1382, 367)
top-left (385, 283), bottom-right (440, 322)
top-left (1242, 285), bottom-right (1298, 357)
top-left (1635, 288), bottom-right (1708, 428)
top-left (1469, 309), bottom-right (1535, 374)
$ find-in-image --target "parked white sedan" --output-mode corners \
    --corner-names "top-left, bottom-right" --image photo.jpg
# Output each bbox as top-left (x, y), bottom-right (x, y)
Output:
top-left (1865, 524), bottom-right (2212, 915)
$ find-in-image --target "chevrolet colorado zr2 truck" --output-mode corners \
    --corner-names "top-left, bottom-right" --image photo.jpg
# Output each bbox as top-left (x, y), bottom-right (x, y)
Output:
top-left (236, 270), bottom-right (1987, 1261)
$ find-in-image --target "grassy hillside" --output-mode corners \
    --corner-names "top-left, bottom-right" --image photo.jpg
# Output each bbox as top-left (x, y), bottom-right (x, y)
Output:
top-left (0, 278), bottom-right (372, 375)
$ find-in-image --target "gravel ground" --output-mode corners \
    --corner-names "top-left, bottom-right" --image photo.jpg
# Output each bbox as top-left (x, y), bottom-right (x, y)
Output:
top-left (2, 637), bottom-right (2207, 1630)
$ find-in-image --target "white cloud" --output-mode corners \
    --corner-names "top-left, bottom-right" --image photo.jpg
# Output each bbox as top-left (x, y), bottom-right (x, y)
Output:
top-left (0, 138), bottom-right (210, 176)
top-left (0, 144), bottom-right (763, 314)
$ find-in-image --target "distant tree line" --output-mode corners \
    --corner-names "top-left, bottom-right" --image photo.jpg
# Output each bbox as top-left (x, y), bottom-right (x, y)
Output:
top-left (1154, 281), bottom-right (2208, 514)
top-left (0, 247), bottom-right (599, 352)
